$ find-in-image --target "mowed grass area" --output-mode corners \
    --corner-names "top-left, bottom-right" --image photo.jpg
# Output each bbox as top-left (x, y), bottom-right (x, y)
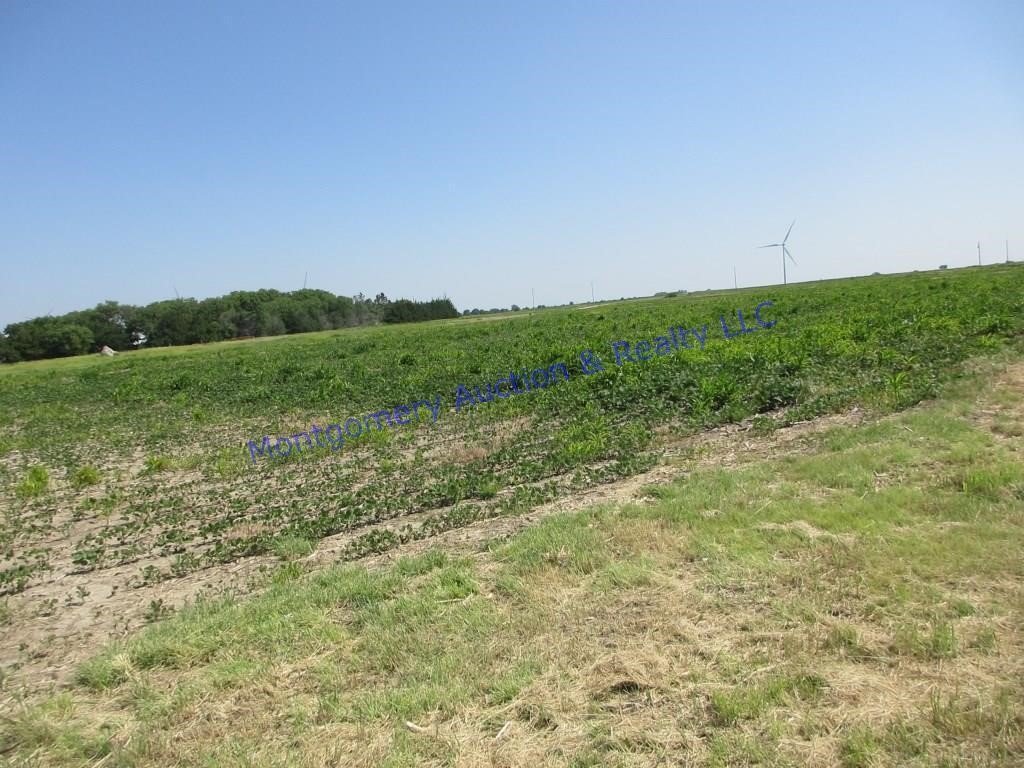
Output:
top-left (2, 357), bottom-right (1022, 767)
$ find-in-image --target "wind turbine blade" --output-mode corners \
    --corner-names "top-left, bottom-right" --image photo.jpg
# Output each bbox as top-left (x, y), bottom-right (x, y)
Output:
top-left (782, 220), bottom-right (796, 244)
top-left (784, 246), bottom-right (797, 265)
top-left (759, 243), bottom-right (781, 249)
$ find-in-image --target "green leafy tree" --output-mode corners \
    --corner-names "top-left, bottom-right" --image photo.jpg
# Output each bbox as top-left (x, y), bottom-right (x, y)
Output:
top-left (2, 289), bottom-right (460, 362)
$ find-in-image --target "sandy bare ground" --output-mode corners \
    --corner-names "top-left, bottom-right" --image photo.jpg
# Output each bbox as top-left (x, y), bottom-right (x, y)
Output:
top-left (0, 404), bottom-right (865, 696)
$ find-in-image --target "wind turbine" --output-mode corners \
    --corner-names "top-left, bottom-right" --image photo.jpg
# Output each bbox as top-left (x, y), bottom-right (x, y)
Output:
top-left (759, 220), bottom-right (797, 285)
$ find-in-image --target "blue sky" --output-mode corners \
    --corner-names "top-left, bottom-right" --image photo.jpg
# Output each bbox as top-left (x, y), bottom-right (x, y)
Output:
top-left (1, 1), bottom-right (1022, 326)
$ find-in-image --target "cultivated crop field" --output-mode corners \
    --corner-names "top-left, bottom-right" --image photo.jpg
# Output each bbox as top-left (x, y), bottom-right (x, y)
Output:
top-left (0, 266), bottom-right (1023, 692)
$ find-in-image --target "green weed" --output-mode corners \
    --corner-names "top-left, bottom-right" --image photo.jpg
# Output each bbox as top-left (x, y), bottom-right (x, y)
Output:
top-left (16, 465), bottom-right (49, 498)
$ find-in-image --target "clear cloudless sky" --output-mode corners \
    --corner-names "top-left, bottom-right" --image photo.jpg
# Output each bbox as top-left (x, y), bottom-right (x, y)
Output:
top-left (1, 0), bottom-right (1022, 326)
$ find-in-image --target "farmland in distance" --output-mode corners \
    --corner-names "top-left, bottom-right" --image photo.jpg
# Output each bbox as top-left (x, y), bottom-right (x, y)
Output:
top-left (1, 264), bottom-right (1023, 692)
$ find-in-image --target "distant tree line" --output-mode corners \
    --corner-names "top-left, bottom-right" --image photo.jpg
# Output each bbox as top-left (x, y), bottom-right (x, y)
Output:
top-left (461, 302), bottom-right (559, 316)
top-left (0, 290), bottom-right (459, 363)
top-left (381, 298), bottom-right (460, 324)
top-left (463, 305), bottom-right (527, 315)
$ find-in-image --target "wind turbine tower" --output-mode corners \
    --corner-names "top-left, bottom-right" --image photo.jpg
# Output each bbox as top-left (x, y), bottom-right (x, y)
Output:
top-left (759, 220), bottom-right (798, 285)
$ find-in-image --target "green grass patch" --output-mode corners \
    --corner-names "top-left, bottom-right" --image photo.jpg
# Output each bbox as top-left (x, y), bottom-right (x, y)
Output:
top-left (15, 465), bottom-right (49, 498)
top-left (710, 673), bottom-right (826, 725)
